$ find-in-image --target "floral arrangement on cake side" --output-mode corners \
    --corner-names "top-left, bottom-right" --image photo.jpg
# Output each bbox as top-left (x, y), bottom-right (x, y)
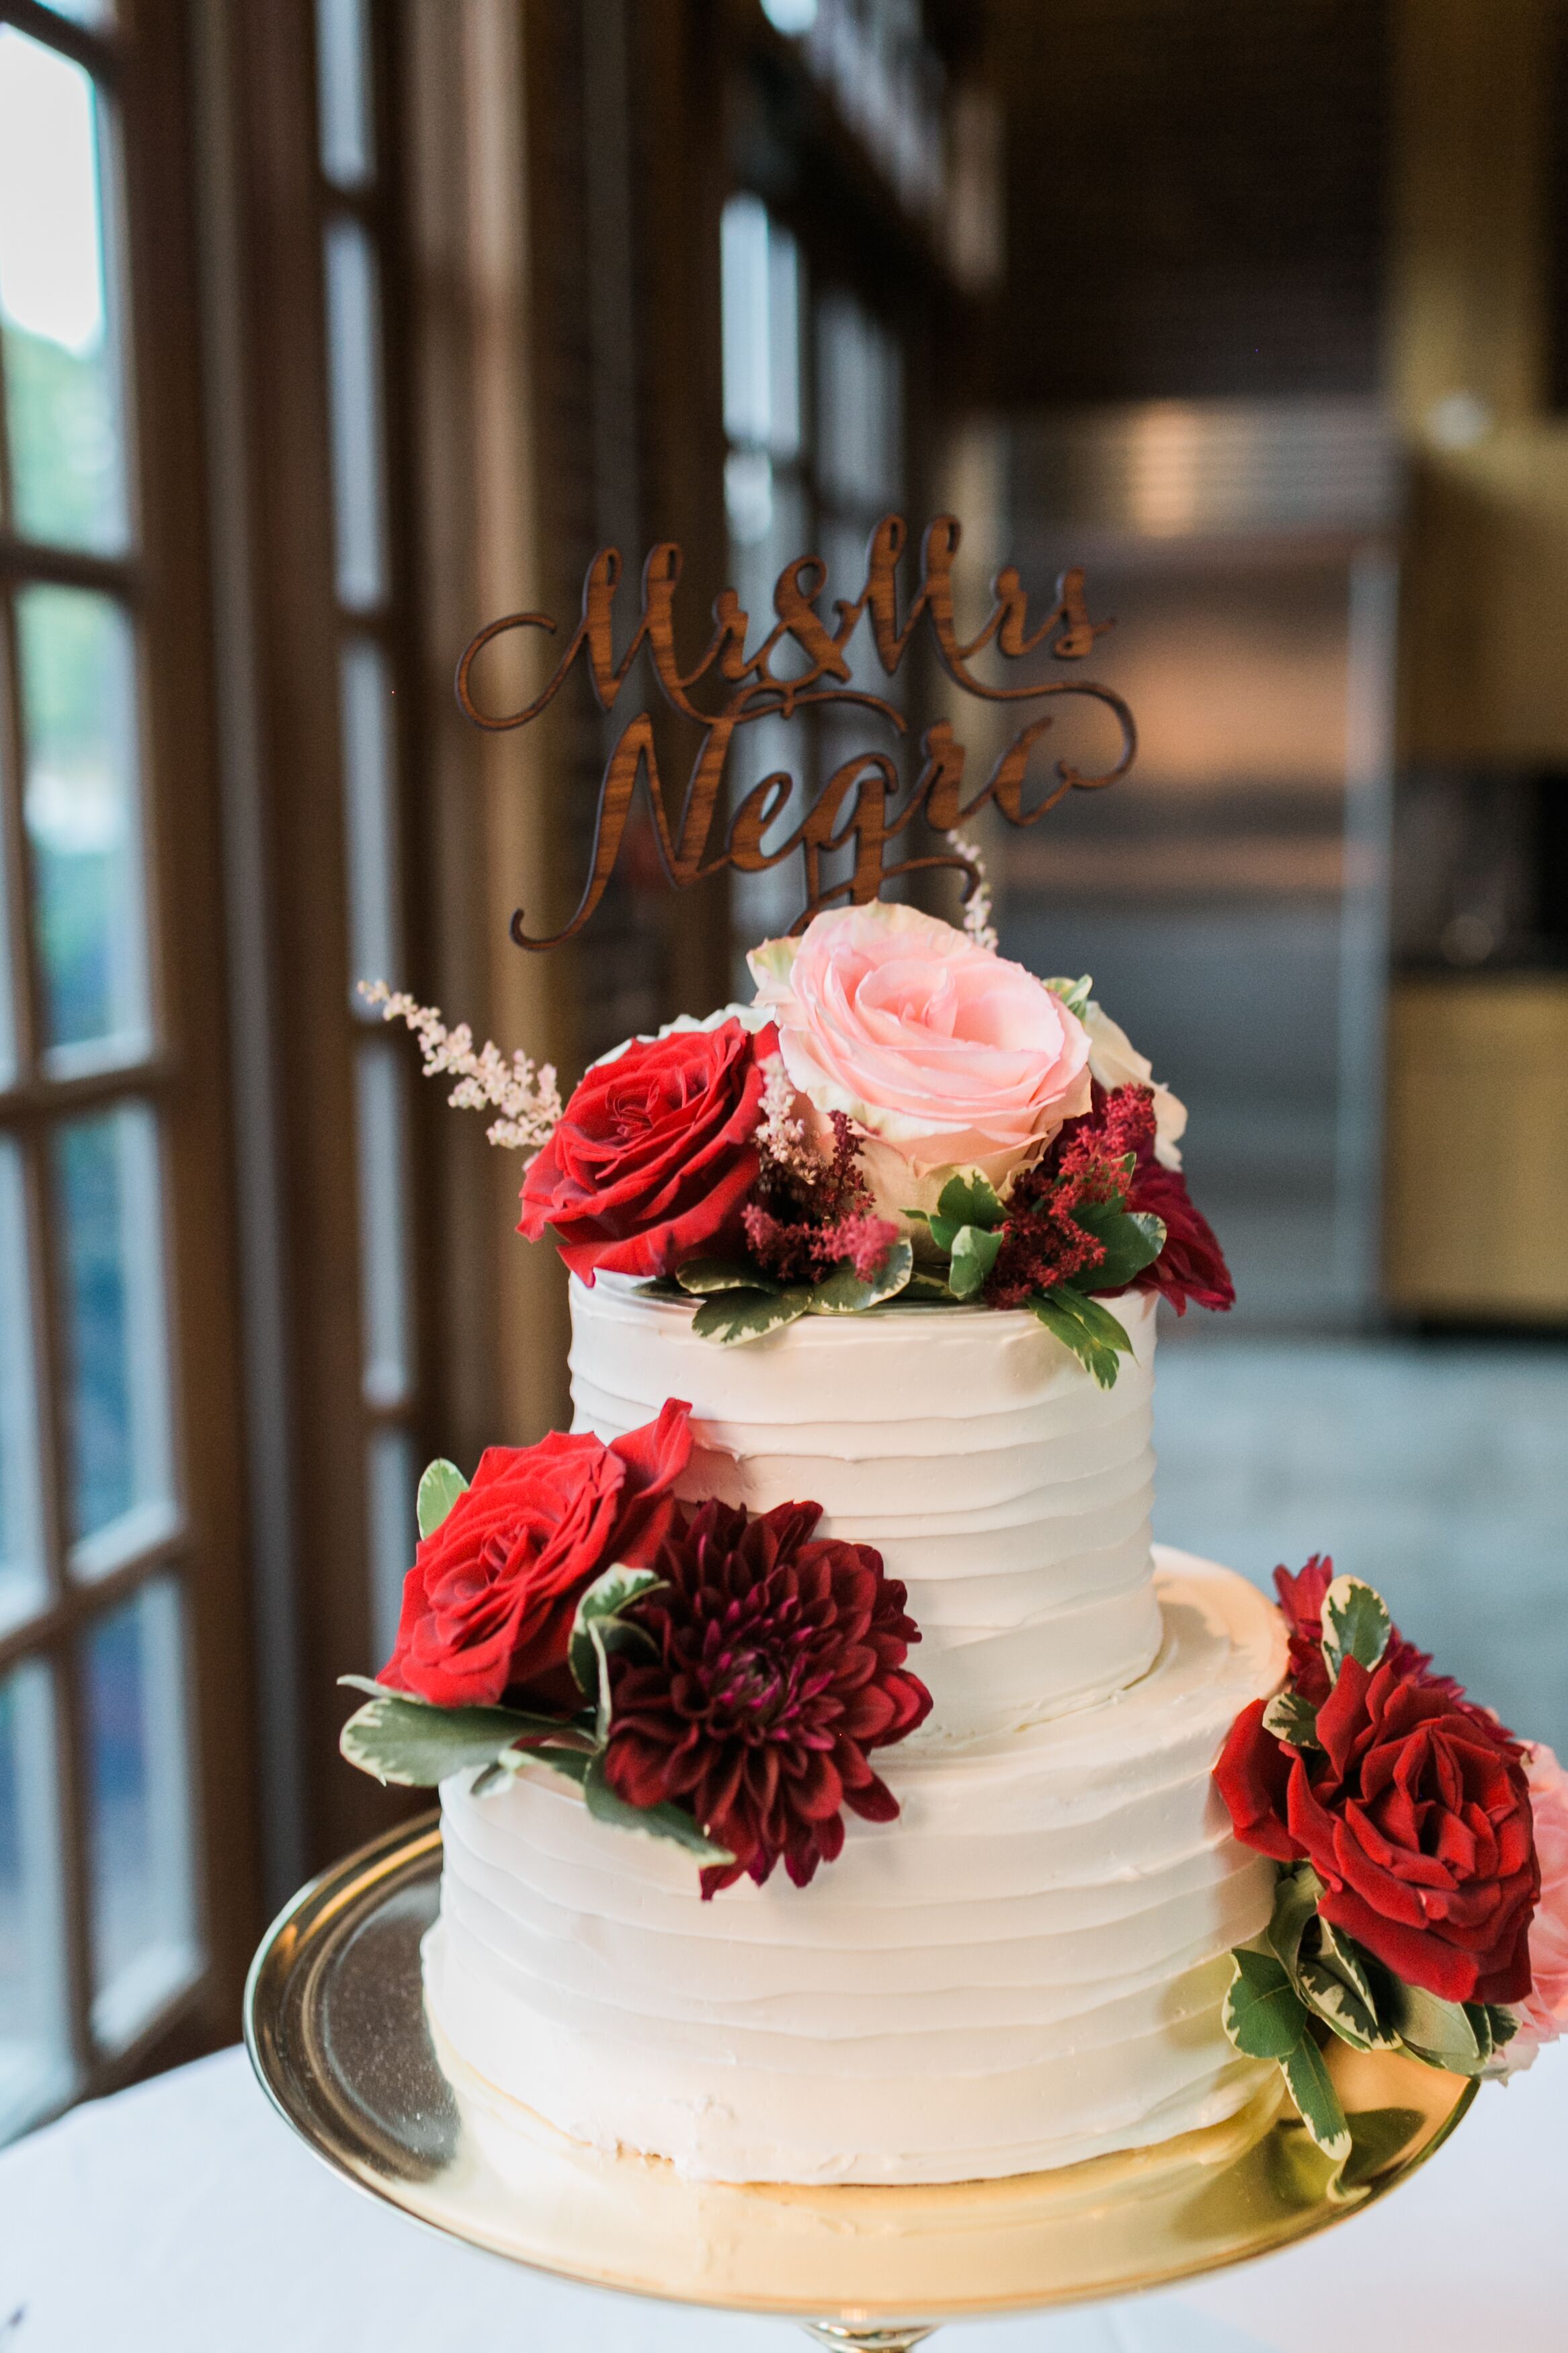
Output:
top-left (366, 891), bottom-right (1232, 1390)
top-left (338, 1400), bottom-right (931, 1897)
top-left (1212, 1558), bottom-right (1568, 2160)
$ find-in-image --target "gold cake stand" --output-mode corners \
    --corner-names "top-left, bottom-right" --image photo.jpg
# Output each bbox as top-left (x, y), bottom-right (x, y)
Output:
top-left (245, 1814), bottom-right (1476, 2352)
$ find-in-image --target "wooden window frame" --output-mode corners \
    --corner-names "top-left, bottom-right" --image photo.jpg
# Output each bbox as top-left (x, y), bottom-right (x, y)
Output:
top-left (0, 0), bottom-right (260, 2118)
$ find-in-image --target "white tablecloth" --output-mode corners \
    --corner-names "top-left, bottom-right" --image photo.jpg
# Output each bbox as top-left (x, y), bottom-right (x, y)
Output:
top-left (1, 2042), bottom-right (1564, 2352)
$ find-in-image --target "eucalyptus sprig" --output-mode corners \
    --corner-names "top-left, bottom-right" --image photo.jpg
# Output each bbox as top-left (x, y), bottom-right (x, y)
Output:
top-left (904, 1172), bottom-right (1163, 1389)
top-left (641, 1239), bottom-right (915, 1345)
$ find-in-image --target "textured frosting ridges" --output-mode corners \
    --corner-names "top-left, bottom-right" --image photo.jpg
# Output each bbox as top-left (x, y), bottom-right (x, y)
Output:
top-left (425, 1556), bottom-right (1286, 2186)
top-left (568, 1273), bottom-right (1162, 1743)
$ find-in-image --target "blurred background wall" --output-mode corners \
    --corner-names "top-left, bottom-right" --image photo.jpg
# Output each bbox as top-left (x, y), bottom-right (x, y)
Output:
top-left (0, 0), bottom-right (1563, 2140)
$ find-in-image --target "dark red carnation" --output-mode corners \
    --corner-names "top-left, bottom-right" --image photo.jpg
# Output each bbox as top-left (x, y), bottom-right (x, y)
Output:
top-left (520, 1019), bottom-right (774, 1282)
top-left (1273, 1554), bottom-right (1506, 1733)
top-left (604, 1497), bottom-right (932, 1897)
top-left (382, 1400), bottom-right (692, 1708)
top-left (1125, 1161), bottom-right (1234, 1314)
top-left (1215, 1660), bottom-right (1539, 2006)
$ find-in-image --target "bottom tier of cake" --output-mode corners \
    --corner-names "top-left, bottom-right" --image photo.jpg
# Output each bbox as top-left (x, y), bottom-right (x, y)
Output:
top-left (423, 1549), bottom-right (1285, 2186)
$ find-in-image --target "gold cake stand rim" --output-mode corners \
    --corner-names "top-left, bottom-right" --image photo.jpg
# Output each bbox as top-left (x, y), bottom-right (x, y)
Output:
top-left (244, 1812), bottom-right (1477, 2324)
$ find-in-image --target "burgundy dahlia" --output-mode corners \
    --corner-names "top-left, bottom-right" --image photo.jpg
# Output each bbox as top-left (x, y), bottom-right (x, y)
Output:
top-left (604, 1497), bottom-right (932, 1897)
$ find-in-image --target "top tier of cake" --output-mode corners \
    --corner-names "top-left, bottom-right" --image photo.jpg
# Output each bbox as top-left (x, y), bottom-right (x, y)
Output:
top-left (568, 1274), bottom-right (1161, 1745)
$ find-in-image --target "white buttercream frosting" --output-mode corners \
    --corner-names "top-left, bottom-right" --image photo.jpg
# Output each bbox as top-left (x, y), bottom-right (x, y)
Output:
top-left (426, 1554), bottom-right (1286, 2184)
top-left (568, 1273), bottom-right (1163, 1744)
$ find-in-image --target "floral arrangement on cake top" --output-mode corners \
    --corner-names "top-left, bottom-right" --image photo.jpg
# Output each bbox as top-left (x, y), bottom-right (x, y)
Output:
top-left (366, 891), bottom-right (1231, 1389)
top-left (338, 1402), bottom-right (932, 1897)
top-left (1213, 1557), bottom-right (1568, 2161)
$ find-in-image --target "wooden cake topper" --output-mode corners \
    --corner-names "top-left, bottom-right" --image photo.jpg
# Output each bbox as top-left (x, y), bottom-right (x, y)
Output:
top-left (455, 514), bottom-right (1136, 949)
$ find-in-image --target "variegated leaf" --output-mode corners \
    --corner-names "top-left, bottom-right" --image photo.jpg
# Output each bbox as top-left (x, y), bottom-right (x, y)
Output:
top-left (1321, 1575), bottom-right (1391, 1683)
top-left (417, 1459), bottom-right (468, 1541)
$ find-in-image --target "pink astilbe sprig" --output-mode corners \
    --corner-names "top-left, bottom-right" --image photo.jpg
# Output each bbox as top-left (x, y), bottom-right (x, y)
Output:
top-left (755, 1051), bottom-right (820, 1187)
top-left (946, 830), bottom-right (999, 953)
top-left (360, 981), bottom-right (563, 1162)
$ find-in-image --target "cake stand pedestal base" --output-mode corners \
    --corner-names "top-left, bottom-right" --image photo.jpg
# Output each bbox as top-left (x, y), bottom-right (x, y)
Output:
top-left (245, 1817), bottom-right (1475, 2341)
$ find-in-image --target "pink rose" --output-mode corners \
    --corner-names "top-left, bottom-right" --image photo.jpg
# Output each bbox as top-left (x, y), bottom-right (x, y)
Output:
top-left (749, 905), bottom-right (1091, 1230)
top-left (1499, 1741), bottom-right (1568, 2072)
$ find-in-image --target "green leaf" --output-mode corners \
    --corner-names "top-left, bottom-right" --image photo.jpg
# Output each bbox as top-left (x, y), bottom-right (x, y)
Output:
top-left (690, 1286), bottom-right (812, 1344)
top-left (948, 1224), bottom-right (1003, 1300)
top-left (675, 1258), bottom-right (780, 1296)
top-left (634, 1277), bottom-right (686, 1299)
top-left (807, 1239), bottom-right (913, 1314)
top-left (1223, 1947), bottom-right (1315, 2060)
top-left (1044, 973), bottom-right (1094, 1018)
top-left (417, 1459), bottom-right (468, 1541)
top-left (1321, 1576), bottom-right (1392, 1681)
top-left (1485, 2003), bottom-right (1520, 2050)
top-left (1029, 1289), bottom-right (1133, 1388)
top-left (337, 1687), bottom-right (575, 1788)
top-left (1383, 1979), bottom-right (1486, 2075)
top-left (1067, 1203), bottom-right (1166, 1293)
top-left (893, 1271), bottom-right (966, 1305)
top-left (1262, 1687), bottom-right (1323, 1749)
top-left (1280, 2032), bottom-right (1353, 2163)
top-left (934, 1171), bottom-right (1004, 1232)
top-left (580, 1752), bottom-right (733, 1864)
top-left (1299, 1919), bottom-right (1401, 2053)
top-left (568, 1564), bottom-right (663, 1734)
top-left (1266, 1863), bottom-right (1327, 1987)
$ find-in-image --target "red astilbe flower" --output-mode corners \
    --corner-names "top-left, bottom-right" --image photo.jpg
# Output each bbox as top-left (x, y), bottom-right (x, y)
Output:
top-left (1006, 1087), bottom-right (1241, 1327)
top-left (745, 1108), bottom-right (899, 1287)
top-left (604, 1497), bottom-right (932, 1897)
top-left (982, 1090), bottom-right (1141, 1308)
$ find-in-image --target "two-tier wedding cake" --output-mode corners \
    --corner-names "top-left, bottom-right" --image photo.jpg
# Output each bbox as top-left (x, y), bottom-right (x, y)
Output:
top-left (344, 899), bottom-right (1566, 2186)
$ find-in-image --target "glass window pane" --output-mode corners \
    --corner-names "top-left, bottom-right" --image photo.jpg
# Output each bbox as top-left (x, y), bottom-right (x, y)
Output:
top-left (0, 28), bottom-right (128, 553)
top-left (341, 636), bottom-right (401, 1002)
top-left (720, 194), bottom-right (800, 458)
top-left (366, 1425), bottom-right (416, 1670)
top-left (84, 1579), bottom-right (199, 2053)
top-left (0, 1141), bottom-right (44, 1636)
top-left (323, 215), bottom-right (387, 610)
top-left (36, 2), bottom-right (115, 27)
top-left (0, 1660), bottom-right (71, 2140)
top-left (817, 287), bottom-right (902, 514)
top-left (315, 0), bottom-right (375, 188)
top-left (52, 1103), bottom-right (175, 1572)
top-left (355, 1041), bottom-right (411, 1408)
top-left (17, 585), bottom-right (149, 1066)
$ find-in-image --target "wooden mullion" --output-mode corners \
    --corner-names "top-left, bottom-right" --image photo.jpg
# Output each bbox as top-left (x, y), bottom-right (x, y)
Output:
top-left (0, 539), bottom-right (138, 599)
top-left (48, 1620), bottom-right (94, 2100)
top-left (24, 1093), bottom-right (93, 2089)
top-left (0, 584), bottom-right (36, 1086)
top-left (0, 1529), bottom-right (193, 1681)
top-left (0, 1057), bottom-right (172, 1127)
top-left (117, 0), bottom-right (261, 2041)
top-left (0, 0), bottom-right (117, 78)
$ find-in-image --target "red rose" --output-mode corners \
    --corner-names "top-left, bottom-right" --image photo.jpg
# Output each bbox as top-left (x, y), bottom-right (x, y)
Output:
top-left (382, 1400), bottom-right (693, 1708)
top-left (1215, 1661), bottom-right (1539, 2005)
top-left (519, 1019), bottom-right (774, 1282)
